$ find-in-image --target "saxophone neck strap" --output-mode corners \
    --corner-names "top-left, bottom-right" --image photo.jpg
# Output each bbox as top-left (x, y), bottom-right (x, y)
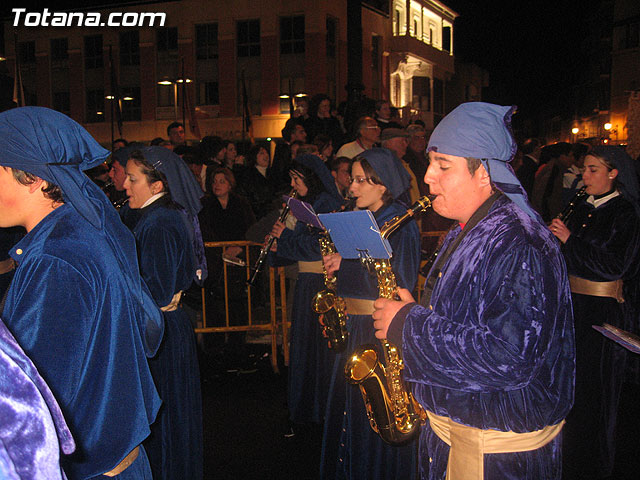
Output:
top-left (421, 192), bottom-right (501, 308)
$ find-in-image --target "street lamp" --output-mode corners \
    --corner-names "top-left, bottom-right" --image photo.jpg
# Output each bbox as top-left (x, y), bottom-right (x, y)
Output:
top-left (571, 127), bottom-right (579, 135)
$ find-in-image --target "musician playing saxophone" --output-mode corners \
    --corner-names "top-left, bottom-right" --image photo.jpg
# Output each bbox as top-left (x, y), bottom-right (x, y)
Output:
top-left (372, 103), bottom-right (575, 480)
top-left (268, 154), bottom-right (344, 434)
top-left (320, 148), bottom-right (420, 479)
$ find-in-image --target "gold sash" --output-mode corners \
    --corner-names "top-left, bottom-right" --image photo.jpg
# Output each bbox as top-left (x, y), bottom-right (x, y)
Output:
top-left (298, 261), bottom-right (324, 274)
top-left (160, 291), bottom-right (183, 312)
top-left (569, 275), bottom-right (624, 303)
top-left (103, 446), bottom-right (140, 477)
top-left (343, 297), bottom-right (375, 315)
top-left (426, 410), bottom-right (564, 480)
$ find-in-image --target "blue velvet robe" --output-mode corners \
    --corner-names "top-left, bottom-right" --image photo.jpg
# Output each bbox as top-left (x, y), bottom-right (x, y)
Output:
top-left (272, 191), bottom-right (343, 424)
top-left (130, 197), bottom-right (203, 480)
top-left (560, 194), bottom-right (640, 479)
top-left (3, 204), bottom-right (161, 479)
top-left (320, 201), bottom-right (421, 480)
top-left (390, 195), bottom-right (575, 480)
top-left (0, 317), bottom-right (75, 480)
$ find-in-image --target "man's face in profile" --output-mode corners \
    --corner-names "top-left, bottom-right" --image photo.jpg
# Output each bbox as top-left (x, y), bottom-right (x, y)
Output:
top-left (109, 162), bottom-right (127, 191)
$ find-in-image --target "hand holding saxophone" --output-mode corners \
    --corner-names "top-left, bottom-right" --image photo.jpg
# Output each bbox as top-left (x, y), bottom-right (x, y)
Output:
top-left (548, 218), bottom-right (571, 244)
top-left (322, 253), bottom-right (342, 279)
top-left (372, 288), bottom-right (415, 339)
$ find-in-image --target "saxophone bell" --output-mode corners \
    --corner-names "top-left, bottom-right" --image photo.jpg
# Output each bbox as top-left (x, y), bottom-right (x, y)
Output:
top-left (345, 195), bottom-right (432, 445)
top-left (345, 344), bottom-right (425, 445)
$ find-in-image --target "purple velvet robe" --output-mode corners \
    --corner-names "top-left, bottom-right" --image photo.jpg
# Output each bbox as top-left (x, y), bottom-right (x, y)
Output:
top-left (390, 195), bottom-right (575, 479)
top-left (0, 318), bottom-right (75, 479)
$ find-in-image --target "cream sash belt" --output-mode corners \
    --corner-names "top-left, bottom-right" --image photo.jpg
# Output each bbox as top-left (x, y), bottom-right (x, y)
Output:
top-left (298, 261), bottom-right (324, 274)
top-left (569, 275), bottom-right (624, 303)
top-left (160, 291), bottom-right (183, 312)
top-left (426, 410), bottom-right (564, 480)
top-left (343, 297), bottom-right (375, 315)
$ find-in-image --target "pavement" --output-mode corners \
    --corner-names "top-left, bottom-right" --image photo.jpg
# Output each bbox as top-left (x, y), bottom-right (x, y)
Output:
top-left (200, 342), bottom-right (322, 480)
top-left (200, 341), bottom-right (640, 480)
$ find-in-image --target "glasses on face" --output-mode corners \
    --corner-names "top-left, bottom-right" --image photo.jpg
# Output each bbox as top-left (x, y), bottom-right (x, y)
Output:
top-left (350, 176), bottom-right (370, 184)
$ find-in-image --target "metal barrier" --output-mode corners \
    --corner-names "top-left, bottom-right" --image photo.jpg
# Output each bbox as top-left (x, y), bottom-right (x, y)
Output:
top-left (195, 241), bottom-right (289, 373)
top-left (195, 231), bottom-right (448, 371)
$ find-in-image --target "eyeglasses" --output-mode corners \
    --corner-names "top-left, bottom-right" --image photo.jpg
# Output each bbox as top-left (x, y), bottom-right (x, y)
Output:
top-left (365, 125), bottom-right (380, 130)
top-left (350, 176), bottom-right (370, 184)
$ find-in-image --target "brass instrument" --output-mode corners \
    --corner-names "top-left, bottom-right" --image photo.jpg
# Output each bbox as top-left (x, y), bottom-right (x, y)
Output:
top-left (312, 231), bottom-right (349, 352)
top-left (344, 196), bottom-right (431, 445)
top-left (556, 186), bottom-right (587, 223)
top-left (247, 190), bottom-right (298, 287)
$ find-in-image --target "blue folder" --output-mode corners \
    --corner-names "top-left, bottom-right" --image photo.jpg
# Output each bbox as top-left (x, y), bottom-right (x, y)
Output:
top-left (318, 210), bottom-right (392, 260)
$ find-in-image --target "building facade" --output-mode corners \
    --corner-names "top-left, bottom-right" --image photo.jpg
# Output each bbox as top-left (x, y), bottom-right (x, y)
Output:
top-left (3, 0), bottom-right (460, 144)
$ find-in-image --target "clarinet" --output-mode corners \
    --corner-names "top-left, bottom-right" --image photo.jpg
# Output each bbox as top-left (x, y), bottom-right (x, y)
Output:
top-left (247, 190), bottom-right (298, 287)
top-left (100, 180), bottom-right (129, 210)
top-left (556, 186), bottom-right (587, 223)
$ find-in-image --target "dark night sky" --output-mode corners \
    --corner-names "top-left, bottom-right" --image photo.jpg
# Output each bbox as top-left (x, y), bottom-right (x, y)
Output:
top-left (3, 0), bottom-right (600, 123)
top-left (446, 0), bottom-right (600, 122)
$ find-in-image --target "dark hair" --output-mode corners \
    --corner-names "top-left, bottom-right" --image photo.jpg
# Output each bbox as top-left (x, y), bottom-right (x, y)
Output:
top-left (246, 144), bottom-right (270, 168)
top-left (309, 93), bottom-right (332, 117)
top-left (150, 137), bottom-right (167, 146)
top-left (281, 118), bottom-right (304, 142)
top-left (166, 122), bottom-right (184, 136)
top-left (571, 142), bottom-right (590, 160)
top-left (128, 150), bottom-right (171, 199)
top-left (521, 138), bottom-right (540, 155)
top-left (199, 136), bottom-right (226, 161)
top-left (328, 156), bottom-right (351, 172)
top-left (113, 138), bottom-right (128, 147)
top-left (11, 168), bottom-right (64, 204)
top-left (464, 157), bottom-right (483, 175)
top-left (205, 167), bottom-right (236, 196)
top-left (313, 134), bottom-right (332, 154)
top-left (548, 142), bottom-right (572, 159)
top-left (354, 158), bottom-right (393, 207)
top-left (289, 161), bottom-right (324, 203)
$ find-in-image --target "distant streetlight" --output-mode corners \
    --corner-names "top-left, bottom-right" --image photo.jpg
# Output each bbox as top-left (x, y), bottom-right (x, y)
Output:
top-left (604, 123), bottom-right (612, 131)
top-left (571, 127), bottom-right (579, 135)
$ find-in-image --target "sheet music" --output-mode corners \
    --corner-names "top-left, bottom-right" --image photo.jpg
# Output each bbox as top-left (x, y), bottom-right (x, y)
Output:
top-left (318, 210), bottom-right (392, 259)
top-left (284, 196), bottom-right (324, 229)
top-left (593, 323), bottom-right (640, 355)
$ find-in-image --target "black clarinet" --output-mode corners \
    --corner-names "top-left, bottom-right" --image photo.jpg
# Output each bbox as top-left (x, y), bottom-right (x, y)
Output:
top-left (556, 186), bottom-right (587, 223)
top-left (247, 191), bottom-right (297, 287)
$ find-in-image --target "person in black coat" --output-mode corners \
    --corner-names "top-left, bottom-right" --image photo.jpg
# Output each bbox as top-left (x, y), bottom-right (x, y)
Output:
top-left (237, 145), bottom-right (280, 221)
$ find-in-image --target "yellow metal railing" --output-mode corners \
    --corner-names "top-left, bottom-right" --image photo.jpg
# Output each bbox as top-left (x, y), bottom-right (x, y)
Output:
top-left (195, 241), bottom-right (289, 373)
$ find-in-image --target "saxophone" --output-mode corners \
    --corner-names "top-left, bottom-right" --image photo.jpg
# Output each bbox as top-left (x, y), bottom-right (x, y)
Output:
top-left (344, 196), bottom-right (431, 446)
top-left (312, 231), bottom-right (349, 352)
